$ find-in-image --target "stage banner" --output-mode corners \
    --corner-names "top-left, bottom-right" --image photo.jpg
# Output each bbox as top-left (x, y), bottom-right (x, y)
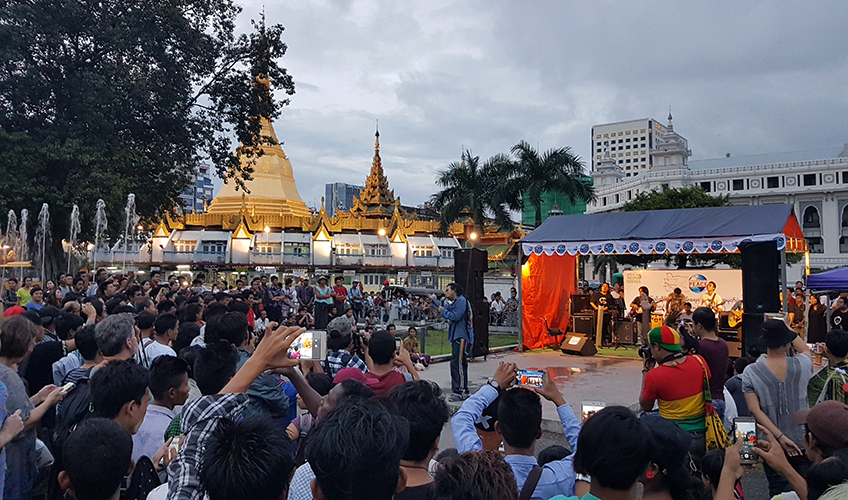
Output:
top-left (623, 268), bottom-right (742, 316)
top-left (521, 253), bottom-right (577, 350)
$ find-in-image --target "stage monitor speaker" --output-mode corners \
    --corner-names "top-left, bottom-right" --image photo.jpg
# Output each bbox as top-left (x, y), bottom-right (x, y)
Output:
top-left (571, 314), bottom-right (594, 335)
top-left (739, 240), bottom-right (781, 314)
top-left (455, 249), bottom-right (489, 357)
top-left (570, 294), bottom-right (591, 314)
top-left (613, 321), bottom-right (637, 345)
top-left (741, 312), bottom-right (765, 356)
top-left (561, 333), bottom-right (597, 356)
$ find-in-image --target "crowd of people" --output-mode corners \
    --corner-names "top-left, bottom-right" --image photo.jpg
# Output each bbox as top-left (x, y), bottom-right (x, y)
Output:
top-left (0, 268), bottom-right (844, 500)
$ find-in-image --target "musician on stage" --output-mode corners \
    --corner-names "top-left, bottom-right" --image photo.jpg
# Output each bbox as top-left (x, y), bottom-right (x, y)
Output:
top-left (664, 287), bottom-right (686, 325)
top-left (698, 281), bottom-right (724, 313)
top-left (630, 286), bottom-right (655, 344)
top-left (591, 283), bottom-right (615, 344)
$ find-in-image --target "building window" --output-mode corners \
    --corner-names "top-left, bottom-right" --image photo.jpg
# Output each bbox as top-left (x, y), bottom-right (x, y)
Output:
top-left (255, 242), bottom-right (281, 254)
top-left (627, 191), bottom-right (632, 200)
top-left (700, 182), bottom-right (711, 192)
top-left (201, 241), bottom-right (226, 253)
top-left (803, 206), bottom-right (821, 229)
top-left (365, 245), bottom-right (388, 256)
top-left (732, 179), bottom-right (744, 191)
top-left (840, 237), bottom-right (848, 254)
top-left (412, 247), bottom-right (433, 257)
top-left (807, 237), bottom-right (824, 254)
top-left (626, 138), bottom-right (631, 142)
top-left (615, 194), bottom-right (620, 203)
top-left (803, 174), bottom-right (816, 186)
top-left (767, 176), bottom-right (779, 188)
top-left (336, 244), bottom-right (360, 255)
top-left (173, 241), bottom-right (196, 253)
top-left (439, 248), bottom-right (454, 259)
top-left (603, 197), bottom-right (607, 206)
top-left (284, 242), bottom-right (309, 255)
top-left (843, 172), bottom-right (848, 184)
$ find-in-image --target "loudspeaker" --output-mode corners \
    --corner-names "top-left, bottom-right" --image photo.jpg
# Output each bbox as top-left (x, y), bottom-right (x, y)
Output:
top-left (455, 249), bottom-right (489, 357)
top-left (613, 321), bottom-right (637, 344)
top-left (561, 333), bottom-right (597, 356)
top-left (570, 294), bottom-right (591, 314)
top-left (571, 314), bottom-right (594, 335)
top-left (741, 312), bottom-right (765, 356)
top-left (740, 240), bottom-right (781, 314)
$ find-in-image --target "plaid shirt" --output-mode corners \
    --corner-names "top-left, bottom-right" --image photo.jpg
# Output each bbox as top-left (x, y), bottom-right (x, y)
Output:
top-left (323, 350), bottom-right (368, 379)
top-left (166, 393), bottom-right (249, 500)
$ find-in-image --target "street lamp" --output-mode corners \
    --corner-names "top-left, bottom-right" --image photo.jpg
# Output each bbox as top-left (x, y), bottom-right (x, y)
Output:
top-left (466, 231), bottom-right (478, 248)
top-left (378, 228), bottom-right (386, 236)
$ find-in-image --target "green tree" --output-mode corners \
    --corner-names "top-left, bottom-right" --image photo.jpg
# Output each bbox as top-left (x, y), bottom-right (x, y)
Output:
top-left (0, 2), bottom-right (294, 276)
top-left (430, 150), bottom-right (513, 235)
top-left (497, 140), bottom-right (594, 227)
top-left (618, 186), bottom-right (801, 268)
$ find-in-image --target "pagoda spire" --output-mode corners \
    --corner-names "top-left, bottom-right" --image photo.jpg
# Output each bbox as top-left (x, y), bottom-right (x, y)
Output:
top-left (350, 126), bottom-right (398, 217)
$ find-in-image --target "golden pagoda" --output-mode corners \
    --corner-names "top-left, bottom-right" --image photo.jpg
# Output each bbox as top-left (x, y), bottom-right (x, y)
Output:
top-left (350, 128), bottom-right (400, 218)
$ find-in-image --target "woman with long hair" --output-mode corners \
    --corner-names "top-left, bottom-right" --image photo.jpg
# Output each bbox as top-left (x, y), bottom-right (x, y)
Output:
top-left (45, 287), bottom-right (63, 308)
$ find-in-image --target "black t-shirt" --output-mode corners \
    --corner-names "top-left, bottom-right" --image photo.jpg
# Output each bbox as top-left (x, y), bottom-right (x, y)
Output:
top-left (830, 309), bottom-right (848, 331)
top-left (591, 293), bottom-right (614, 312)
top-left (394, 483), bottom-right (433, 500)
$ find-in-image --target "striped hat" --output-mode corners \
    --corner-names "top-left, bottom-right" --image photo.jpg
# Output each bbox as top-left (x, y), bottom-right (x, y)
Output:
top-left (648, 325), bottom-right (682, 352)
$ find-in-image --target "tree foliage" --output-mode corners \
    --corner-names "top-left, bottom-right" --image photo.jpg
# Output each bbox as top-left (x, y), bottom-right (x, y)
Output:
top-left (430, 150), bottom-right (514, 235)
top-left (622, 185), bottom-right (730, 212)
top-left (496, 140), bottom-right (594, 227)
top-left (0, 0), bottom-right (294, 272)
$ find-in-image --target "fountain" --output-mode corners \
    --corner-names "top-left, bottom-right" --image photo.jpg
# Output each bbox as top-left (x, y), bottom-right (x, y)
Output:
top-left (123, 194), bottom-right (138, 272)
top-left (18, 209), bottom-right (28, 280)
top-left (68, 205), bottom-right (81, 274)
top-left (93, 199), bottom-right (107, 271)
top-left (5, 210), bottom-right (17, 260)
top-left (36, 203), bottom-right (50, 283)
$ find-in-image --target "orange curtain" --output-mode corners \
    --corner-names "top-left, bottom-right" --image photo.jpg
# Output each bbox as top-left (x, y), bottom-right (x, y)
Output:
top-left (520, 253), bottom-right (577, 350)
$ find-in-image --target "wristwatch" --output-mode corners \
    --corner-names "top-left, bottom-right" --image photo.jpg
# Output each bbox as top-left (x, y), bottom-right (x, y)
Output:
top-left (487, 379), bottom-right (500, 390)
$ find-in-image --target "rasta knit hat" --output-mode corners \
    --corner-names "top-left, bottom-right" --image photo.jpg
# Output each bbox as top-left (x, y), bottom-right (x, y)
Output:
top-left (648, 325), bottom-right (682, 353)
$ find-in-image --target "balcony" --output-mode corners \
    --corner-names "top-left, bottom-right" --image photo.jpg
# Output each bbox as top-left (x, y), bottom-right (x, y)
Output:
top-left (162, 250), bottom-right (196, 263)
top-left (412, 255), bottom-right (440, 267)
top-left (363, 255), bottom-right (392, 266)
top-left (334, 253), bottom-right (364, 266)
top-left (283, 252), bottom-right (311, 266)
top-left (251, 252), bottom-right (282, 265)
top-left (195, 250), bottom-right (227, 264)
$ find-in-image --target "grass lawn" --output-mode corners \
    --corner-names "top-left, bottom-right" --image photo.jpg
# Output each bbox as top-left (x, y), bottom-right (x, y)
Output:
top-left (421, 329), bottom-right (518, 356)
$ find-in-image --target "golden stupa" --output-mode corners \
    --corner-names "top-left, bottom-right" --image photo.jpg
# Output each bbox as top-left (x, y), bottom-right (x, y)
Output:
top-left (206, 84), bottom-right (310, 218)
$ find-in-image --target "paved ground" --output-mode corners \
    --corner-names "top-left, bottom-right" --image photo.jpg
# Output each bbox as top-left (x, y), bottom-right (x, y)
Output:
top-left (421, 348), bottom-right (770, 500)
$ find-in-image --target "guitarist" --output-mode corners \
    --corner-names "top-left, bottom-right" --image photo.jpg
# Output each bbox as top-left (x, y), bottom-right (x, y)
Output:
top-left (591, 283), bottom-right (614, 346)
top-left (698, 281), bottom-right (724, 314)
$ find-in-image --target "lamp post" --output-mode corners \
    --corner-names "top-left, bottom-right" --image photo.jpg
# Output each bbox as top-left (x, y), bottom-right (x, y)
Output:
top-left (466, 231), bottom-right (478, 248)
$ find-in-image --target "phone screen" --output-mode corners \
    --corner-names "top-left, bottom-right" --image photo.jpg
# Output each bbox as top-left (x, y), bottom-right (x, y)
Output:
top-left (735, 418), bottom-right (757, 464)
top-left (515, 369), bottom-right (545, 388)
top-left (289, 330), bottom-right (326, 361)
top-left (582, 402), bottom-right (605, 423)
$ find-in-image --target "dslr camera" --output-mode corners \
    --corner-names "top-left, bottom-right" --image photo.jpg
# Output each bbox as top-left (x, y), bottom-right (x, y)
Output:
top-left (638, 345), bottom-right (653, 360)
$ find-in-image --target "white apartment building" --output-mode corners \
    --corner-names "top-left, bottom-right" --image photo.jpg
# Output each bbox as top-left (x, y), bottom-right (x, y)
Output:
top-left (588, 114), bottom-right (848, 273)
top-left (591, 116), bottom-right (687, 177)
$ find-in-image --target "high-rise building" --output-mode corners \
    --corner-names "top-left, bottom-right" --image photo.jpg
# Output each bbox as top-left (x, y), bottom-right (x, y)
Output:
top-left (325, 182), bottom-right (365, 216)
top-left (179, 164), bottom-right (215, 214)
top-left (591, 116), bottom-right (688, 178)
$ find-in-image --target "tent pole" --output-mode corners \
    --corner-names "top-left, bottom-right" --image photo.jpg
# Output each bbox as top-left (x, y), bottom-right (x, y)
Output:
top-left (781, 248), bottom-right (788, 313)
top-left (517, 256), bottom-right (523, 353)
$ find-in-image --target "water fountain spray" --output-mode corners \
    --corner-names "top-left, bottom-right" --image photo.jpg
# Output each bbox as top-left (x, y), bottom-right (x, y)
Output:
top-left (18, 209), bottom-right (28, 280)
top-left (36, 203), bottom-right (50, 283)
top-left (68, 205), bottom-right (81, 274)
top-left (93, 200), bottom-right (107, 271)
top-left (123, 194), bottom-right (138, 272)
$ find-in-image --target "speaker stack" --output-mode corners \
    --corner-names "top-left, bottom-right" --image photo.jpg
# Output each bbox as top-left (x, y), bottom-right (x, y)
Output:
top-left (739, 240), bottom-right (781, 356)
top-left (454, 248), bottom-right (489, 358)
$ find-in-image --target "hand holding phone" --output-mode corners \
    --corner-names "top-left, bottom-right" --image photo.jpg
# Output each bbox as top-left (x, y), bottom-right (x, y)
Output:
top-left (516, 369), bottom-right (545, 388)
top-left (734, 417), bottom-right (757, 465)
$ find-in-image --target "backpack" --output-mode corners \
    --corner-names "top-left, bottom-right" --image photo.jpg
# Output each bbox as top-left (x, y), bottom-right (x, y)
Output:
top-left (53, 371), bottom-right (94, 450)
top-left (322, 351), bottom-right (353, 380)
top-left (121, 455), bottom-right (161, 500)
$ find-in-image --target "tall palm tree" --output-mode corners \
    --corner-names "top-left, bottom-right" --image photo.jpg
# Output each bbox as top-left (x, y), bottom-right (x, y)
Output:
top-left (503, 140), bottom-right (595, 227)
top-left (430, 150), bottom-right (514, 235)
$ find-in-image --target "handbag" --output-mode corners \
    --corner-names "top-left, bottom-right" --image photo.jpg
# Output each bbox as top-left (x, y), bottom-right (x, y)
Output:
top-left (693, 355), bottom-right (729, 451)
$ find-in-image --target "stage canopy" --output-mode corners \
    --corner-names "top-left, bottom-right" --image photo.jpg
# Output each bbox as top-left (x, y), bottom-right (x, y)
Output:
top-left (518, 204), bottom-right (806, 350)
top-left (521, 204), bottom-right (806, 257)
top-left (806, 267), bottom-right (848, 290)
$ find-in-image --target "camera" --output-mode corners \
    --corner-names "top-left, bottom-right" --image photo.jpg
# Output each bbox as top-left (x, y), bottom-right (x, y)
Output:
top-left (351, 331), bottom-right (368, 355)
top-left (638, 345), bottom-right (653, 360)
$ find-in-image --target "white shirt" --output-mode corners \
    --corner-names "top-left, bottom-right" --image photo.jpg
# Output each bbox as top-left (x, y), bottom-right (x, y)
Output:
top-left (699, 292), bottom-right (723, 311)
top-left (288, 463), bottom-right (316, 500)
top-left (132, 404), bottom-right (176, 462)
top-left (255, 317), bottom-right (270, 332)
top-left (491, 300), bottom-right (505, 312)
top-left (144, 340), bottom-right (176, 364)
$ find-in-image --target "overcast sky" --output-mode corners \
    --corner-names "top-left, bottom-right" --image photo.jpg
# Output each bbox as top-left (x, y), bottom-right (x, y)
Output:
top-left (217, 0), bottom-right (848, 209)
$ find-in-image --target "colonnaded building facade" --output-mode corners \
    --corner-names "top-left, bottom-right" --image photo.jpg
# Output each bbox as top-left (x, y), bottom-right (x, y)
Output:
top-left (589, 113), bottom-right (848, 273)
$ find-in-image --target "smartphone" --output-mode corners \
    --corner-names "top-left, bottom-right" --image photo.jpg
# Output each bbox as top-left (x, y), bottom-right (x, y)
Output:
top-left (288, 330), bottom-right (327, 361)
top-left (395, 339), bottom-right (402, 351)
top-left (516, 369), bottom-right (545, 388)
top-left (734, 417), bottom-right (757, 465)
top-left (168, 437), bottom-right (180, 453)
top-left (60, 382), bottom-right (75, 395)
top-left (582, 401), bottom-right (605, 423)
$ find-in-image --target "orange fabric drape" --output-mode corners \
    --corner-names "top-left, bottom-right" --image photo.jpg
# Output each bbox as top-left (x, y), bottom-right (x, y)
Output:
top-left (520, 253), bottom-right (578, 350)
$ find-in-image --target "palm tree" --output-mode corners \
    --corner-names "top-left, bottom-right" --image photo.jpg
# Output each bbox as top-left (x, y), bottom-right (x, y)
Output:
top-left (593, 255), bottom-right (619, 283)
top-left (504, 140), bottom-right (595, 227)
top-left (430, 150), bottom-right (514, 235)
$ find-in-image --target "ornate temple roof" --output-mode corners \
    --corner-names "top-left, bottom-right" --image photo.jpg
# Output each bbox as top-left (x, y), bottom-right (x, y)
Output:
top-left (350, 129), bottom-right (401, 218)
